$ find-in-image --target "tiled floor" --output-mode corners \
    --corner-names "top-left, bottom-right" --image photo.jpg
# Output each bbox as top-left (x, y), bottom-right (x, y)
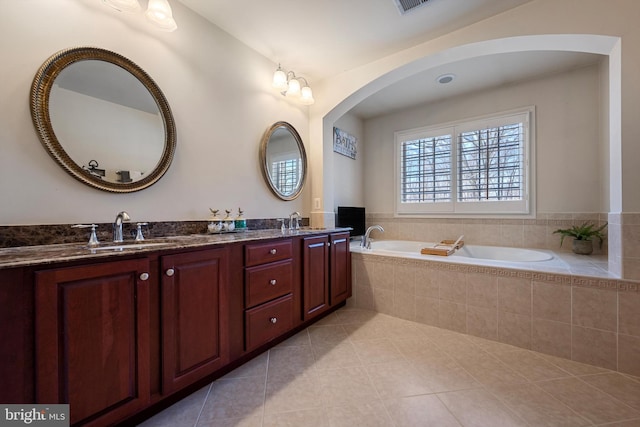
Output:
top-left (139, 308), bottom-right (640, 427)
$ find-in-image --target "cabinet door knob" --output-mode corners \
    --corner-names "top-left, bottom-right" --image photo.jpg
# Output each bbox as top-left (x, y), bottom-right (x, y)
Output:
top-left (165, 268), bottom-right (175, 277)
top-left (269, 249), bottom-right (277, 255)
top-left (270, 317), bottom-right (278, 324)
top-left (270, 279), bottom-right (277, 285)
top-left (139, 272), bottom-right (150, 281)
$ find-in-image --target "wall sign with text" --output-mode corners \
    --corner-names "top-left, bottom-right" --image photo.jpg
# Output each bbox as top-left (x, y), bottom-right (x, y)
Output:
top-left (333, 127), bottom-right (357, 160)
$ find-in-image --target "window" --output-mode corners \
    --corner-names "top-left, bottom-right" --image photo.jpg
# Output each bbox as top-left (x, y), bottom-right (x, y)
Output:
top-left (395, 108), bottom-right (533, 216)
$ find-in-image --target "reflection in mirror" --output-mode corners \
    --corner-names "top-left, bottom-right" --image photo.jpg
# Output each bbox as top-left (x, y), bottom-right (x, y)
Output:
top-left (260, 122), bottom-right (307, 201)
top-left (50, 61), bottom-right (164, 183)
top-left (30, 47), bottom-right (176, 193)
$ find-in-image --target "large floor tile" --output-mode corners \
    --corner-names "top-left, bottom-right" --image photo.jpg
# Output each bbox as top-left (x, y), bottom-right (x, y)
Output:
top-left (437, 388), bottom-right (528, 427)
top-left (315, 366), bottom-right (380, 408)
top-left (198, 376), bottom-right (266, 422)
top-left (489, 382), bottom-right (590, 426)
top-left (493, 349), bottom-right (572, 382)
top-left (324, 401), bottom-right (394, 427)
top-left (139, 385), bottom-right (210, 427)
top-left (365, 360), bottom-right (433, 399)
top-left (383, 395), bottom-right (462, 427)
top-left (580, 373), bottom-right (640, 411)
top-left (140, 307), bottom-right (640, 427)
top-left (536, 377), bottom-right (640, 425)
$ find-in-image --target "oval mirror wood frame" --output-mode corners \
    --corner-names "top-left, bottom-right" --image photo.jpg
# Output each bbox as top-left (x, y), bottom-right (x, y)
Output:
top-left (259, 121), bottom-right (307, 201)
top-left (30, 46), bottom-right (176, 193)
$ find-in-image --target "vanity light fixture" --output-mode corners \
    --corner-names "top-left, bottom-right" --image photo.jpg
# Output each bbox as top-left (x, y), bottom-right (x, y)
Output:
top-left (272, 65), bottom-right (315, 105)
top-left (101, 0), bottom-right (178, 32)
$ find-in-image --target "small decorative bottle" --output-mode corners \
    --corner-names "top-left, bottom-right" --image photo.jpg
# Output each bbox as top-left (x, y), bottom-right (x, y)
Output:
top-left (222, 209), bottom-right (235, 232)
top-left (208, 209), bottom-right (222, 233)
top-left (235, 208), bottom-right (247, 231)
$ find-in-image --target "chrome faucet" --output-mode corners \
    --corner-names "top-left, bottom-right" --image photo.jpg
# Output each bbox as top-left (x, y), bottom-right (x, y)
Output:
top-left (361, 225), bottom-right (384, 249)
top-left (289, 211), bottom-right (301, 231)
top-left (113, 211), bottom-right (130, 243)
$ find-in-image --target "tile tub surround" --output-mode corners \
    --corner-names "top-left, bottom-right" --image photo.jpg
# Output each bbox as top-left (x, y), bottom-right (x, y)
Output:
top-left (350, 251), bottom-right (640, 377)
top-left (140, 307), bottom-right (640, 427)
top-left (0, 218), bottom-right (309, 248)
top-left (366, 212), bottom-right (610, 254)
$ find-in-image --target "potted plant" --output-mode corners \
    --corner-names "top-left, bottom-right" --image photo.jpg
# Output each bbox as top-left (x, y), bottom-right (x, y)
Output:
top-left (553, 222), bottom-right (607, 255)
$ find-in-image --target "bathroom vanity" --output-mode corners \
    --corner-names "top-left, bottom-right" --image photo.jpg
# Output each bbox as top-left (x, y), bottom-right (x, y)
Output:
top-left (0, 229), bottom-right (351, 426)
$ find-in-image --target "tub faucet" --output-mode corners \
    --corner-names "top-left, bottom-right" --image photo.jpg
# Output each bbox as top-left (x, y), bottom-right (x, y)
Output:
top-left (361, 225), bottom-right (384, 249)
top-left (289, 211), bottom-right (301, 230)
top-left (113, 211), bottom-right (130, 243)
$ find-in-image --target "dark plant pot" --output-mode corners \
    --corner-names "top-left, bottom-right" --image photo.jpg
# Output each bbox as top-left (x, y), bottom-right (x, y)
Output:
top-left (572, 239), bottom-right (593, 255)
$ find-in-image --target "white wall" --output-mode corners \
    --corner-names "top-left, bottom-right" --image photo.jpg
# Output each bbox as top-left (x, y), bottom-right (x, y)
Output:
top-left (332, 113), bottom-right (364, 210)
top-left (362, 63), bottom-right (604, 215)
top-left (310, 0), bottom-right (640, 222)
top-left (0, 0), bottom-right (309, 225)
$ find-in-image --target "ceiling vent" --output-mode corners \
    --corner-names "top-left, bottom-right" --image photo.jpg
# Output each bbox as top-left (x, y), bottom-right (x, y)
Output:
top-left (393, 0), bottom-right (430, 15)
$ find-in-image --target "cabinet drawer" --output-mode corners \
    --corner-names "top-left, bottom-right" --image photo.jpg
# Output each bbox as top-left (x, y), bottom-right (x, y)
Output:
top-left (245, 294), bottom-right (293, 350)
top-left (245, 240), bottom-right (293, 267)
top-left (245, 260), bottom-right (293, 308)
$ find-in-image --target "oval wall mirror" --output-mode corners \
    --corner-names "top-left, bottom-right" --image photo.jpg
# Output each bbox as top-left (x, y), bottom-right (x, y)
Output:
top-left (259, 121), bottom-right (307, 201)
top-left (30, 47), bottom-right (176, 193)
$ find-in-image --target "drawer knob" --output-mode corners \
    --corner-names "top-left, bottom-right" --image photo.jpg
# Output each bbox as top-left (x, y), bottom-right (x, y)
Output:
top-left (269, 249), bottom-right (277, 255)
top-left (166, 268), bottom-right (175, 277)
top-left (139, 272), bottom-right (149, 281)
top-left (270, 317), bottom-right (278, 324)
top-left (270, 279), bottom-right (277, 285)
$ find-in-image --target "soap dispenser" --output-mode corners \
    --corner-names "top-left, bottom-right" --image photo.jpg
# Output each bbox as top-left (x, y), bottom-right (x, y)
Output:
top-left (235, 208), bottom-right (247, 231)
top-left (208, 209), bottom-right (222, 233)
top-left (222, 209), bottom-right (235, 232)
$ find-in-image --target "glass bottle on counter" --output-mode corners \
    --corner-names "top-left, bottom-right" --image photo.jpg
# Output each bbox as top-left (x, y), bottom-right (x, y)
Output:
top-left (235, 208), bottom-right (247, 231)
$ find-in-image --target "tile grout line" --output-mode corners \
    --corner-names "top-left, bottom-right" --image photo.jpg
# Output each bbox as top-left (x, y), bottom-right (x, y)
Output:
top-left (259, 349), bottom-right (271, 427)
top-left (192, 383), bottom-right (213, 427)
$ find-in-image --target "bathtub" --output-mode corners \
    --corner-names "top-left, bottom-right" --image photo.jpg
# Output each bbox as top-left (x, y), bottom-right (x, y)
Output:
top-left (350, 239), bottom-right (564, 269)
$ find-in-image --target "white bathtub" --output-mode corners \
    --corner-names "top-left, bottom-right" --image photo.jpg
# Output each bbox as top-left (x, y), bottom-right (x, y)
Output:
top-left (351, 239), bottom-right (561, 267)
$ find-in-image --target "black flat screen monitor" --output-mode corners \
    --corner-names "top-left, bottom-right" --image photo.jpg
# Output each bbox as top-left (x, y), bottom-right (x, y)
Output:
top-left (336, 206), bottom-right (365, 237)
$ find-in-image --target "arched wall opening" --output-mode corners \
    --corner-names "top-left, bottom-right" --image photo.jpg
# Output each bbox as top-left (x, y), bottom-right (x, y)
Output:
top-left (311, 34), bottom-right (622, 273)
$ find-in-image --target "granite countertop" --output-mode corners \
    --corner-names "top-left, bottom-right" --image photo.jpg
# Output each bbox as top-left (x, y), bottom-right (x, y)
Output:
top-left (0, 228), bottom-right (348, 269)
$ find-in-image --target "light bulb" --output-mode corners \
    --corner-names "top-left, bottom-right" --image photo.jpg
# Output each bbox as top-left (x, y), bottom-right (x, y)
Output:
top-left (102, 0), bottom-right (141, 13)
top-left (272, 67), bottom-right (288, 91)
top-left (300, 86), bottom-right (315, 105)
top-left (287, 78), bottom-right (301, 98)
top-left (145, 0), bottom-right (178, 32)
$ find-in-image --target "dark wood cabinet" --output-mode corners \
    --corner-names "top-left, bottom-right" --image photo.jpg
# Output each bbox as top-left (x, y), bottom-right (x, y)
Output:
top-left (302, 235), bottom-right (330, 320)
top-left (330, 232), bottom-right (352, 305)
top-left (243, 239), bottom-right (296, 350)
top-left (0, 267), bottom-right (33, 404)
top-left (2, 230), bottom-right (350, 426)
top-left (160, 248), bottom-right (229, 395)
top-left (34, 258), bottom-right (151, 426)
top-left (303, 232), bottom-right (352, 321)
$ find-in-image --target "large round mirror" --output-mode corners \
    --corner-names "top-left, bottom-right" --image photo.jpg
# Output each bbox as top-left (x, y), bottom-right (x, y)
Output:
top-left (30, 47), bottom-right (176, 193)
top-left (259, 121), bottom-right (307, 201)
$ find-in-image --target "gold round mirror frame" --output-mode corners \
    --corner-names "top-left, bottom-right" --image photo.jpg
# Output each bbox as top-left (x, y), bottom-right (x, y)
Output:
top-left (259, 121), bottom-right (308, 201)
top-left (30, 46), bottom-right (176, 193)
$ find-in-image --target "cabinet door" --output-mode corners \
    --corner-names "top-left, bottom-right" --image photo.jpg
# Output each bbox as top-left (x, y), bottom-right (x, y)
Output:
top-left (35, 258), bottom-right (150, 426)
top-left (302, 235), bottom-right (329, 320)
top-left (160, 248), bottom-right (228, 395)
top-left (330, 232), bottom-right (352, 305)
